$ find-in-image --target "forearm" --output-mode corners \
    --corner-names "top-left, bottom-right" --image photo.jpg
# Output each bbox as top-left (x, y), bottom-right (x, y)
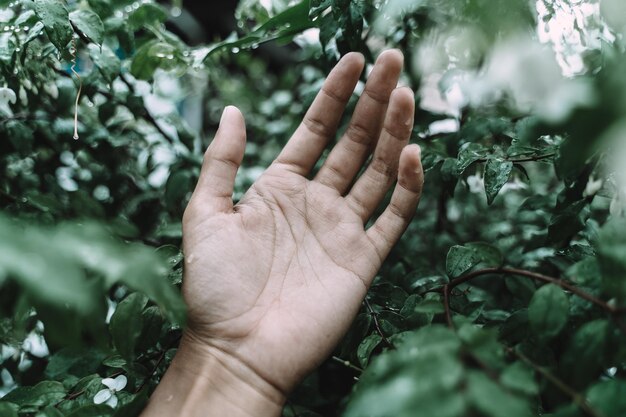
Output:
top-left (140, 333), bottom-right (285, 417)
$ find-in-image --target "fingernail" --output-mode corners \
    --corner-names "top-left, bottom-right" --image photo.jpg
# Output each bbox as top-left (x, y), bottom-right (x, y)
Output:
top-left (221, 106), bottom-right (235, 124)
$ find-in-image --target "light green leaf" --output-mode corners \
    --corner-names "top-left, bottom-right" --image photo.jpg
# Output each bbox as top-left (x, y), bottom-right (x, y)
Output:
top-left (70, 10), bottom-right (104, 45)
top-left (528, 284), bottom-right (569, 339)
top-left (89, 44), bottom-right (121, 83)
top-left (484, 158), bottom-right (513, 205)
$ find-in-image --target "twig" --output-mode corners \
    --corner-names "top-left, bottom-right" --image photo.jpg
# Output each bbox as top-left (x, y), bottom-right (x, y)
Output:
top-left (119, 73), bottom-right (178, 144)
top-left (477, 153), bottom-right (556, 163)
top-left (364, 298), bottom-right (393, 348)
top-left (443, 267), bottom-right (623, 329)
top-left (509, 347), bottom-right (605, 417)
top-left (136, 349), bottom-right (167, 393)
top-left (331, 356), bottom-right (363, 373)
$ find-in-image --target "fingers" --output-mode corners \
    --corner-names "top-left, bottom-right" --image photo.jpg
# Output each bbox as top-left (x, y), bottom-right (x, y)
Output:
top-left (366, 144), bottom-right (424, 261)
top-left (345, 87), bottom-right (415, 222)
top-left (273, 52), bottom-right (365, 176)
top-left (193, 106), bottom-right (246, 214)
top-left (314, 49), bottom-right (404, 193)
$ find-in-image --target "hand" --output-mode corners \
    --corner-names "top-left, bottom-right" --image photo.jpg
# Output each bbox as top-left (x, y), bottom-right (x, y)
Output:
top-left (141, 50), bottom-right (424, 417)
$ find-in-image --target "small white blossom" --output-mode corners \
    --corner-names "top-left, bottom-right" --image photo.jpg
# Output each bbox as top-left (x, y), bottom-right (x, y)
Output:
top-left (94, 375), bottom-right (127, 408)
top-left (0, 87), bottom-right (17, 113)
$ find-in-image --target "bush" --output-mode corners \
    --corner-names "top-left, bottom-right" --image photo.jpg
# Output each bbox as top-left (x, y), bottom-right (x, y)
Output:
top-left (1, 0), bottom-right (626, 416)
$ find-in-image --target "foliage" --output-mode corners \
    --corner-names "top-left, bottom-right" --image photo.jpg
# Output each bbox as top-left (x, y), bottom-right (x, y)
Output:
top-left (1, 0), bottom-right (626, 416)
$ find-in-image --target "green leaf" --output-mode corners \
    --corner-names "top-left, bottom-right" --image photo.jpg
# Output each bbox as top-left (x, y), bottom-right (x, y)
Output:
top-left (109, 293), bottom-right (148, 361)
top-left (528, 284), bottom-right (569, 339)
top-left (446, 242), bottom-right (502, 278)
top-left (0, 403), bottom-right (18, 417)
top-left (500, 362), bottom-right (538, 396)
top-left (88, 44), bottom-right (121, 83)
top-left (130, 41), bottom-right (178, 81)
top-left (66, 405), bottom-right (114, 417)
top-left (586, 380), bottom-right (626, 417)
top-left (357, 334), bottom-right (382, 367)
top-left (560, 320), bottom-right (609, 388)
top-left (597, 217), bottom-right (626, 301)
top-left (484, 158), bottom-right (513, 205)
top-left (127, 3), bottom-right (168, 31)
top-left (414, 298), bottom-right (445, 314)
top-left (199, 0), bottom-right (314, 62)
top-left (466, 371), bottom-right (532, 417)
top-left (456, 143), bottom-right (488, 174)
top-left (165, 170), bottom-right (192, 211)
top-left (34, 0), bottom-right (74, 51)
top-left (70, 10), bottom-right (104, 45)
top-left (345, 326), bottom-right (465, 417)
top-left (2, 381), bottom-right (66, 407)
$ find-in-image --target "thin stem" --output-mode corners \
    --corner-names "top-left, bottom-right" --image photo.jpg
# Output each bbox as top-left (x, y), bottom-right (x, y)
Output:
top-left (509, 348), bottom-right (605, 417)
top-left (443, 267), bottom-right (623, 328)
top-left (477, 153), bottom-right (556, 163)
top-left (364, 298), bottom-right (393, 348)
top-left (331, 356), bottom-right (363, 373)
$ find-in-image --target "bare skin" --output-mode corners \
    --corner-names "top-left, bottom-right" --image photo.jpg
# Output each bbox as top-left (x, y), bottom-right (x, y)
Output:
top-left (141, 50), bottom-right (423, 417)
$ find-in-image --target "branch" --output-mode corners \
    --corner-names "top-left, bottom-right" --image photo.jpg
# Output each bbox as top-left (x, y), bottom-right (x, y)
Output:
top-left (331, 356), bottom-right (363, 373)
top-left (477, 153), bottom-right (556, 163)
top-left (443, 267), bottom-right (623, 328)
top-left (364, 298), bottom-right (393, 348)
top-left (509, 347), bottom-right (605, 417)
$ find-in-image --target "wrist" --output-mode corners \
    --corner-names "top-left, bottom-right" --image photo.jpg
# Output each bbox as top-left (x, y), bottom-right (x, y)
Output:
top-left (141, 331), bottom-right (285, 417)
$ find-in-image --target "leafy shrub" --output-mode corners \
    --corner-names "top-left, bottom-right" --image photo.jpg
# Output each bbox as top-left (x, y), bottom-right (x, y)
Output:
top-left (1, 0), bottom-right (626, 416)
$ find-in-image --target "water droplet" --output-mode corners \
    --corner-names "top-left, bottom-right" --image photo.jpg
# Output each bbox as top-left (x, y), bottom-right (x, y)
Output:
top-left (13, 68), bottom-right (18, 75)
top-left (3, 26), bottom-right (9, 32)
top-left (15, 47), bottom-right (20, 52)
top-left (231, 47), bottom-right (240, 53)
top-left (23, 26), bottom-right (29, 32)
top-left (124, 5), bottom-right (133, 13)
top-left (87, 101), bottom-right (94, 107)
top-left (73, 134), bottom-right (79, 140)
top-left (166, 54), bottom-right (174, 60)
top-left (170, 6), bottom-right (182, 17)
top-left (182, 51), bottom-right (190, 57)
top-left (14, 27), bottom-right (20, 33)
top-left (21, 197), bottom-right (28, 203)
top-left (115, 10), bottom-right (123, 18)
top-left (132, 2), bottom-right (140, 10)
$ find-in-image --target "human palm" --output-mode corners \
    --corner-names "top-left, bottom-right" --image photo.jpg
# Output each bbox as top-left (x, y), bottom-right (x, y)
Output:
top-left (181, 50), bottom-right (424, 395)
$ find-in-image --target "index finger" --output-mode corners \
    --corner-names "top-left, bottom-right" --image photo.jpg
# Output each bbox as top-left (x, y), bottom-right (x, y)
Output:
top-left (273, 52), bottom-right (365, 176)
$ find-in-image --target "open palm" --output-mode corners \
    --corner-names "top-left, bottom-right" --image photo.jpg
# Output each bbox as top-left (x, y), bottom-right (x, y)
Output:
top-left (181, 50), bottom-right (423, 396)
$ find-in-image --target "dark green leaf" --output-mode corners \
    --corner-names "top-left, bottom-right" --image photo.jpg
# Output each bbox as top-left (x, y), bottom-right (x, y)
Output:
top-left (467, 371), bottom-right (532, 417)
top-left (528, 284), bottom-right (569, 339)
top-left (357, 334), bottom-right (382, 367)
top-left (109, 293), bottom-right (148, 361)
top-left (34, 0), bottom-right (73, 51)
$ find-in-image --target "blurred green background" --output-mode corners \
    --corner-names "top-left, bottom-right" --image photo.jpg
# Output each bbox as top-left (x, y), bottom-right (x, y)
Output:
top-left (1, 0), bottom-right (626, 416)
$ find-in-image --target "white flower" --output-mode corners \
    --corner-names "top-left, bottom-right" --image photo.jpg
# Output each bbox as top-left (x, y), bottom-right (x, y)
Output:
top-left (94, 375), bottom-right (127, 408)
top-left (0, 87), bottom-right (16, 112)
